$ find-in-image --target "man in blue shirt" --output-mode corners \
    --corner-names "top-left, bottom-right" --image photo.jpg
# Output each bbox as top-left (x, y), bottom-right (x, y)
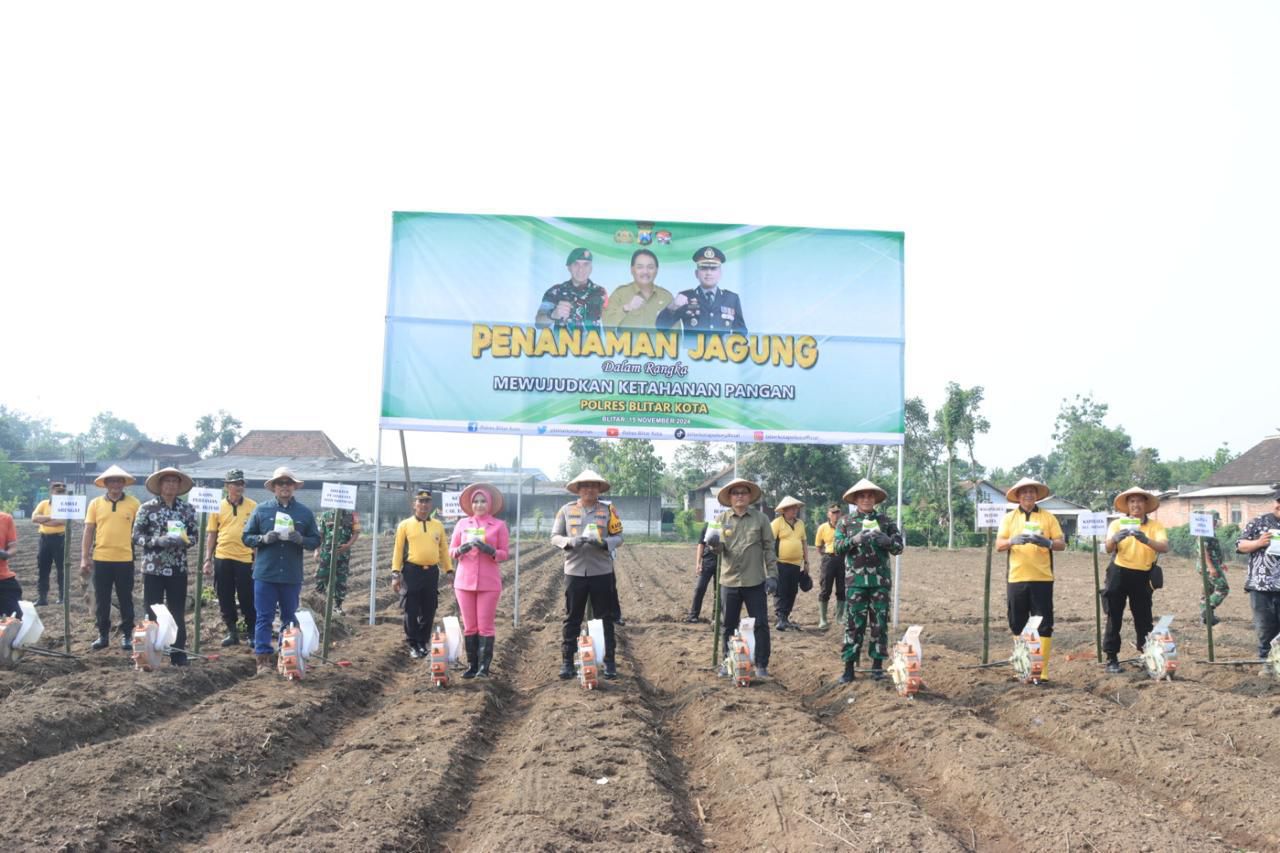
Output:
top-left (242, 467), bottom-right (320, 675)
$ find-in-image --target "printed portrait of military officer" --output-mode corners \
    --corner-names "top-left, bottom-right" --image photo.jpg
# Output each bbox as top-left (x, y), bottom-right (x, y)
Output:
top-left (655, 246), bottom-right (747, 335)
top-left (534, 247), bottom-right (608, 332)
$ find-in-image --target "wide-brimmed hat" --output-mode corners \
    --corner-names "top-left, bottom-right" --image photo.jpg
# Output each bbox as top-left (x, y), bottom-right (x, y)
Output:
top-left (1005, 477), bottom-right (1050, 503)
top-left (717, 478), bottom-right (762, 506)
top-left (460, 482), bottom-right (504, 516)
top-left (264, 466), bottom-right (304, 488)
top-left (774, 495), bottom-right (804, 513)
top-left (566, 469), bottom-right (611, 494)
top-left (94, 464), bottom-right (136, 488)
top-left (145, 467), bottom-right (193, 496)
top-left (1114, 487), bottom-right (1159, 514)
top-left (842, 478), bottom-right (887, 505)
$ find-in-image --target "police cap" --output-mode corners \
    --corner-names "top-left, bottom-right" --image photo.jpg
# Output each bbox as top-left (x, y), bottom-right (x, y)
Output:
top-left (693, 246), bottom-right (725, 266)
top-left (414, 489), bottom-right (433, 501)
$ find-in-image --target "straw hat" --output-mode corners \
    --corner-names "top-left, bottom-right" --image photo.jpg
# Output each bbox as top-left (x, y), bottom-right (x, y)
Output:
top-left (716, 477), bottom-right (762, 506)
top-left (566, 469), bottom-right (611, 494)
top-left (842, 478), bottom-right (887, 505)
top-left (774, 495), bottom-right (804, 513)
top-left (264, 466), bottom-right (305, 488)
top-left (460, 482), bottom-right (505, 516)
top-left (145, 467), bottom-right (193, 496)
top-left (1114, 487), bottom-right (1159, 514)
top-left (94, 464), bottom-right (136, 488)
top-left (1005, 477), bottom-right (1050, 503)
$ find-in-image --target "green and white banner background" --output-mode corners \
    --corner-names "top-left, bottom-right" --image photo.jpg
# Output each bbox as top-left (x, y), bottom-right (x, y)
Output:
top-left (381, 212), bottom-right (904, 445)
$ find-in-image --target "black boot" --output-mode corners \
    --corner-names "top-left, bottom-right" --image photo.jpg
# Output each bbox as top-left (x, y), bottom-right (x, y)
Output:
top-left (559, 655), bottom-right (575, 680)
top-left (838, 657), bottom-right (856, 684)
top-left (477, 636), bottom-right (494, 677)
top-left (462, 635), bottom-right (481, 679)
top-left (871, 659), bottom-right (885, 681)
top-left (221, 625), bottom-right (240, 647)
top-left (91, 633), bottom-right (110, 651)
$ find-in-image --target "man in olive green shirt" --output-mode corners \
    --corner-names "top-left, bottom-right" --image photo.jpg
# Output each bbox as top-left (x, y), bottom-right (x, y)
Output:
top-left (709, 477), bottom-right (778, 678)
top-left (601, 248), bottom-right (674, 329)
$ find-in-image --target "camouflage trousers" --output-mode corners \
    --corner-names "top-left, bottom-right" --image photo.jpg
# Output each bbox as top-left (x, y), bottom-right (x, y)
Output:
top-left (1200, 571), bottom-right (1229, 621)
top-left (315, 551), bottom-right (351, 605)
top-left (843, 585), bottom-right (890, 663)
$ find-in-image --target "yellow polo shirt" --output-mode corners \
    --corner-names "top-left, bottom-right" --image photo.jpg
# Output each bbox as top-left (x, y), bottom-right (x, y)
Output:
top-left (1108, 517), bottom-right (1167, 571)
top-left (814, 521), bottom-right (837, 555)
top-left (85, 494), bottom-right (141, 562)
top-left (771, 516), bottom-right (807, 565)
top-left (32, 500), bottom-right (67, 535)
top-left (208, 496), bottom-right (257, 562)
top-left (998, 508), bottom-right (1064, 583)
top-left (392, 516), bottom-right (453, 574)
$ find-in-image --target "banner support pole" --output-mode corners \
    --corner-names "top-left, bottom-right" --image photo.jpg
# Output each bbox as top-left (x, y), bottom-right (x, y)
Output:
top-left (892, 443), bottom-right (904, 632)
top-left (514, 434), bottom-right (523, 628)
top-left (369, 430), bottom-right (383, 627)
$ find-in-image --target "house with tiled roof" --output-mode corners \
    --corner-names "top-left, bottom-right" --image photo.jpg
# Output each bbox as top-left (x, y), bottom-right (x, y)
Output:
top-left (1154, 434), bottom-right (1280, 527)
top-left (224, 430), bottom-right (349, 459)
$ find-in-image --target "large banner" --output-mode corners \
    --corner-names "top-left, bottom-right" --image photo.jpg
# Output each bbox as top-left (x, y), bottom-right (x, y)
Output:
top-left (381, 213), bottom-right (904, 445)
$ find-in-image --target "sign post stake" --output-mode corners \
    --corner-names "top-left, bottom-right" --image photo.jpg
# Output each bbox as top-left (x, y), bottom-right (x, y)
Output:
top-left (51, 493), bottom-right (87, 654)
top-left (319, 483), bottom-right (358, 656)
top-left (193, 513), bottom-right (208, 654)
top-left (1092, 535), bottom-right (1103, 661)
top-left (1189, 512), bottom-right (1217, 663)
top-left (711, 552), bottom-right (722, 670)
top-left (982, 527), bottom-right (993, 664)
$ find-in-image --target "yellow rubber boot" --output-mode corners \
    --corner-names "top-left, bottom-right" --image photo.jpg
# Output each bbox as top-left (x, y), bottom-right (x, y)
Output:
top-left (1038, 637), bottom-right (1052, 682)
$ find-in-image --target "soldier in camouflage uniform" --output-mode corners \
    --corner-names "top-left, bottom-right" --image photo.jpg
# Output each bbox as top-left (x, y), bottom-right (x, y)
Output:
top-left (1200, 510), bottom-right (1229, 625)
top-left (534, 247), bottom-right (607, 331)
top-left (832, 478), bottom-right (903, 683)
top-left (315, 508), bottom-right (360, 614)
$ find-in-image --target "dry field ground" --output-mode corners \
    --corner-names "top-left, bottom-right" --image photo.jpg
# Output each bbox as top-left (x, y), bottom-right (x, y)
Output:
top-left (1, 518), bottom-right (1277, 852)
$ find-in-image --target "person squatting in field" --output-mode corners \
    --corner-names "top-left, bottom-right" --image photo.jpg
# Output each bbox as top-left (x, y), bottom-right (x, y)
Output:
top-left (552, 469), bottom-right (623, 681)
top-left (833, 478), bottom-right (903, 683)
top-left (1102, 487), bottom-right (1169, 673)
top-left (392, 490), bottom-right (452, 660)
top-left (996, 477), bottom-right (1066, 681)
top-left (450, 483), bottom-right (509, 678)
top-left (707, 477), bottom-right (777, 679)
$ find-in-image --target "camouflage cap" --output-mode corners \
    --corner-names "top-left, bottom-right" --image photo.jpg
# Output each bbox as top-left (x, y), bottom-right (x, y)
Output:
top-left (224, 469), bottom-right (246, 483)
top-left (565, 247), bottom-right (593, 265)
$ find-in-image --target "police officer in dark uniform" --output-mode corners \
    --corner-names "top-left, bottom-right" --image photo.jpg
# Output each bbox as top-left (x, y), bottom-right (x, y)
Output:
top-left (655, 246), bottom-right (748, 335)
top-left (535, 247), bottom-right (608, 331)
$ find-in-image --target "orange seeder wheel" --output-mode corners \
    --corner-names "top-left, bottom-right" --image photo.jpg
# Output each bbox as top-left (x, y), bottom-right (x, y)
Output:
top-left (729, 631), bottom-right (754, 687)
top-left (429, 628), bottom-right (449, 688)
top-left (889, 641), bottom-right (922, 697)
top-left (132, 622), bottom-right (163, 672)
top-left (576, 633), bottom-right (598, 690)
top-left (278, 626), bottom-right (306, 680)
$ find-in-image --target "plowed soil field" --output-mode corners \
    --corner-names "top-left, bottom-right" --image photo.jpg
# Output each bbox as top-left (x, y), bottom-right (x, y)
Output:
top-left (2, 518), bottom-right (1277, 852)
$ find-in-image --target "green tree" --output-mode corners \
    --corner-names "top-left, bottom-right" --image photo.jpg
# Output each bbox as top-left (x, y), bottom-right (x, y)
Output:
top-left (1047, 395), bottom-right (1134, 509)
top-left (593, 439), bottom-right (665, 496)
top-left (1165, 443), bottom-right (1237, 488)
top-left (1130, 447), bottom-right (1172, 491)
top-left (935, 382), bottom-right (989, 548)
top-left (560, 437), bottom-right (605, 480)
top-left (738, 443), bottom-right (854, 512)
top-left (0, 407), bottom-right (70, 459)
top-left (670, 441), bottom-right (733, 498)
top-left (0, 450), bottom-right (29, 504)
top-left (191, 410), bottom-right (243, 457)
top-left (79, 411), bottom-right (148, 460)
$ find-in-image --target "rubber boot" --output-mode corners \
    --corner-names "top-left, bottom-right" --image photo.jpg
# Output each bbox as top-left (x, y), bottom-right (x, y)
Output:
top-left (221, 625), bottom-right (240, 647)
top-left (91, 633), bottom-right (110, 651)
top-left (477, 636), bottom-right (494, 677)
top-left (839, 656), bottom-right (856, 683)
top-left (1038, 637), bottom-right (1052, 682)
top-left (559, 656), bottom-right (575, 680)
top-left (870, 658), bottom-right (885, 680)
top-left (835, 600), bottom-right (846, 624)
top-left (462, 635), bottom-right (481, 679)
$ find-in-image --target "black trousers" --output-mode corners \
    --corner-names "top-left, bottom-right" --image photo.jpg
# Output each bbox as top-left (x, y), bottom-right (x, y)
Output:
top-left (143, 572), bottom-right (188, 661)
top-left (689, 565), bottom-right (716, 617)
top-left (818, 553), bottom-right (845, 603)
top-left (1007, 580), bottom-right (1054, 637)
top-left (775, 562), bottom-right (802, 619)
top-left (606, 570), bottom-right (623, 621)
top-left (400, 563), bottom-right (439, 647)
top-left (37, 534), bottom-right (65, 599)
top-left (214, 557), bottom-right (256, 630)
top-left (0, 577), bottom-right (21, 617)
top-left (562, 574), bottom-right (616, 664)
top-left (722, 582), bottom-right (771, 668)
top-left (93, 560), bottom-right (135, 637)
top-left (1102, 563), bottom-right (1154, 656)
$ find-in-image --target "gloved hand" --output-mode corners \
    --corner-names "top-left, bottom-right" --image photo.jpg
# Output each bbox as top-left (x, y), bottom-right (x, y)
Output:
top-left (561, 538), bottom-right (576, 551)
top-left (851, 530), bottom-right (869, 546)
top-left (1111, 529), bottom-right (1132, 545)
top-left (1131, 530), bottom-right (1150, 545)
top-left (457, 541), bottom-right (474, 555)
top-left (765, 576), bottom-right (778, 595)
top-left (286, 530), bottom-right (303, 545)
top-left (163, 532), bottom-right (186, 547)
top-left (1009, 533), bottom-right (1032, 546)
top-left (0, 549), bottom-right (8, 561)
top-left (873, 531), bottom-right (893, 548)
top-left (1028, 534), bottom-right (1053, 549)
top-left (475, 541), bottom-right (496, 557)
top-left (704, 530), bottom-right (721, 546)
top-left (575, 534), bottom-right (594, 548)
top-left (262, 530), bottom-right (281, 545)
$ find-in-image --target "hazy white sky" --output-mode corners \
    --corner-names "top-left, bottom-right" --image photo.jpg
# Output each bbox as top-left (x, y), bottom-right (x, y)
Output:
top-left (4, 2), bottom-right (1276, 481)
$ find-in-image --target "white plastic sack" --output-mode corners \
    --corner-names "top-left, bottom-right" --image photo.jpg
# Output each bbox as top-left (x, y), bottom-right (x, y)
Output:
top-left (14, 601), bottom-right (43, 648)
top-left (295, 609), bottom-right (320, 658)
top-left (150, 603), bottom-right (179, 651)
top-left (739, 616), bottom-right (757, 664)
top-left (587, 618), bottom-right (606, 663)
top-left (443, 616), bottom-right (463, 664)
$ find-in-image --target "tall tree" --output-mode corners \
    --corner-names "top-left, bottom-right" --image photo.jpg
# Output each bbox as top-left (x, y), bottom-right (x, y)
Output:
top-left (560, 437), bottom-right (605, 480)
top-left (592, 439), bottom-right (665, 495)
top-left (738, 444), bottom-right (854, 513)
top-left (935, 382), bottom-right (989, 548)
top-left (191, 410), bottom-right (244, 457)
top-left (1047, 395), bottom-right (1134, 509)
top-left (1130, 447), bottom-right (1172, 491)
top-left (79, 411), bottom-right (147, 460)
top-left (0, 450), bottom-right (28, 506)
top-left (671, 441), bottom-right (734, 499)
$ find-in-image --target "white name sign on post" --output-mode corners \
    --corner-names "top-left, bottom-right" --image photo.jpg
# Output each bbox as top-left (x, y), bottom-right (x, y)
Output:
top-left (188, 487), bottom-right (222, 514)
top-left (50, 494), bottom-right (87, 520)
top-left (320, 482), bottom-right (357, 511)
top-left (976, 503), bottom-right (1005, 529)
top-left (1078, 512), bottom-right (1109, 538)
top-left (1189, 512), bottom-right (1214, 538)
top-left (442, 492), bottom-right (462, 519)
top-left (704, 495), bottom-right (721, 522)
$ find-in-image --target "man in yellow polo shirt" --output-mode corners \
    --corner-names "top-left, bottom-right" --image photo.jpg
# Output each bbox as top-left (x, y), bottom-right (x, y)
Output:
top-left (391, 490), bottom-right (453, 658)
top-left (80, 465), bottom-right (142, 651)
top-left (202, 469), bottom-right (258, 647)
top-left (30, 481), bottom-right (68, 605)
top-left (1102, 487), bottom-right (1169, 673)
top-left (996, 477), bottom-right (1066, 680)
top-left (813, 503), bottom-right (845, 629)
top-left (770, 495), bottom-right (809, 631)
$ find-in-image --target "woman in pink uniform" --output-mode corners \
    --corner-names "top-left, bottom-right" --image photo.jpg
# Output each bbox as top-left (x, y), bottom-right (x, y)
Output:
top-left (450, 483), bottom-right (510, 678)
